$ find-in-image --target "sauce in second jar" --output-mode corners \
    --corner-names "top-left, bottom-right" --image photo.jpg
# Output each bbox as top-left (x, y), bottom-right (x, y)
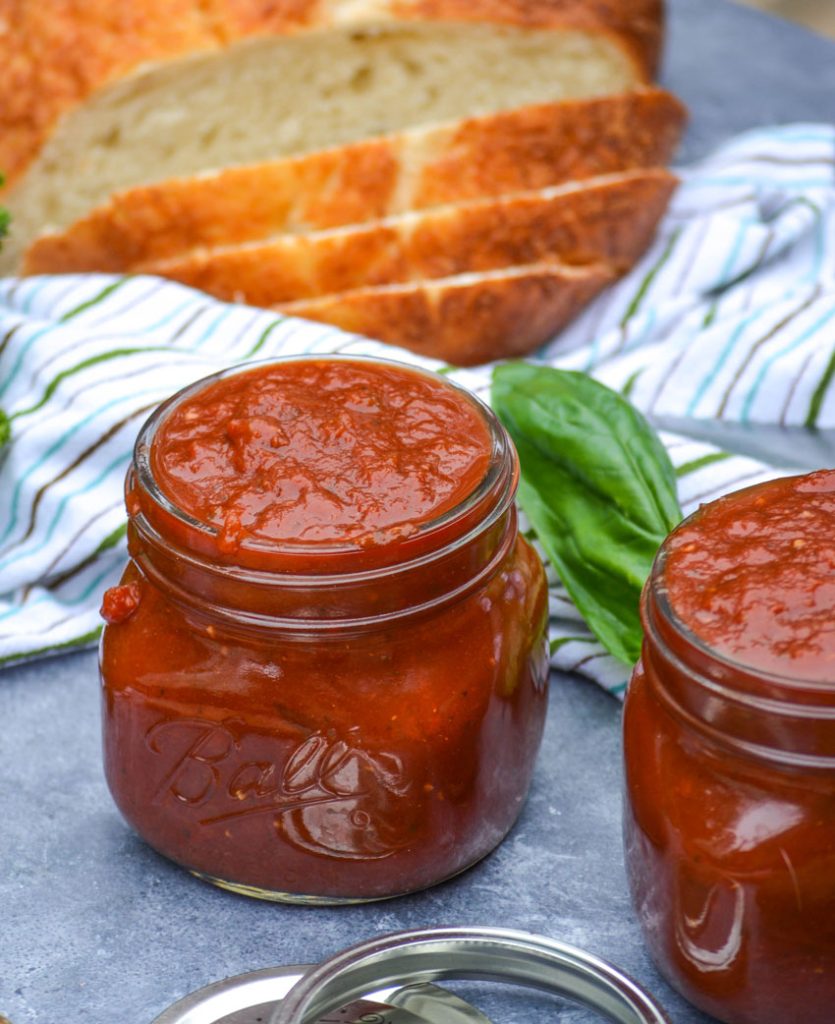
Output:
top-left (663, 469), bottom-right (835, 680)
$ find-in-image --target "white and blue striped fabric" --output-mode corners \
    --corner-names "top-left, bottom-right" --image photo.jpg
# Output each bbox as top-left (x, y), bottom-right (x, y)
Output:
top-left (1, 123), bottom-right (833, 695)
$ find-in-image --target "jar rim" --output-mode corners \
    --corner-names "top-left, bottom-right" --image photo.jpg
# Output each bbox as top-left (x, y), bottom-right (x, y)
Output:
top-left (132, 354), bottom-right (515, 572)
top-left (129, 499), bottom-right (519, 635)
top-left (642, 573), bottom-right (835, 768)
top-left (129, 469), bottom-right (516, 594)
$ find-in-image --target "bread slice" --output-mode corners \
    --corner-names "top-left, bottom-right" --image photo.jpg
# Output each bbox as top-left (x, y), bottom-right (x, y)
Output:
top-left (276, 262), bottom-right (615, 366)
top-left (1, 1), bottom-right (663, 193)
top-left (21, 88), bottom-right (686, 276)
top-left (125, 169), bottom-right (675, 306)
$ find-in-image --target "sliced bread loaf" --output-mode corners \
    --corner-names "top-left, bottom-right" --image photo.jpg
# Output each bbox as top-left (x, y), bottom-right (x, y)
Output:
top-left (275, 262), bottom-right (615, 366)
top-left (21, 88), bottom-right (686, 276)
top-left (126, 169), bottom-right (676, 306)
top-left (2, 2), bottom-right (663, 270)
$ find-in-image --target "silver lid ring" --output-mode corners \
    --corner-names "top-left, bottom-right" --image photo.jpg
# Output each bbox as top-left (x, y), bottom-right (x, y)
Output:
top-left (270, 927), bottom-right (671, 1024)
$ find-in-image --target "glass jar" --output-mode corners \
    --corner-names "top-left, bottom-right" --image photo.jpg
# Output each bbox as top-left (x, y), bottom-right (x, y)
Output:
top-left (100, 356), bottom-right (549, 904)
top-left (623, 471), bottom-right (835, 1024)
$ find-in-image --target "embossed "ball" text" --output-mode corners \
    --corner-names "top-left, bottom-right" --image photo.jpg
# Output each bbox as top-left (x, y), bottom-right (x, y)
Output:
top-left (145, 719), bottom-right (412, 859)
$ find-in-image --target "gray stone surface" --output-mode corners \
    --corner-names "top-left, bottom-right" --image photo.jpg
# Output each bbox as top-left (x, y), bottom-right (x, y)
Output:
top-left (663, 0), bottom-right (835, 162)
top-left (2, 2), bottom-right (835, 1022)
top-left (1, 651), bottom-right (698, 1024)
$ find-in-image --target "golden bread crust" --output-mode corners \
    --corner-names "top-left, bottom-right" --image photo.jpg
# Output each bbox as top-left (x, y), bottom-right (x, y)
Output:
top-left (134, 169), bottom-right (676, 305)
top-left (276, 262), bottom-right (615, 366)
top-left (22, 88), bottom-right (685, 275)
top-left (411, 88), bottom-right (685, 208)
top-left (0, 0), bottom-right (663, 192)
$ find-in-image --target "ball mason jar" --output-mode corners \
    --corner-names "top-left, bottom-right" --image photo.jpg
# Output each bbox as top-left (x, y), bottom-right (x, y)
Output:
top-left (624, 471), bottom-right (835, 1024)
top-left (100, 356), bottom-right (549, 903)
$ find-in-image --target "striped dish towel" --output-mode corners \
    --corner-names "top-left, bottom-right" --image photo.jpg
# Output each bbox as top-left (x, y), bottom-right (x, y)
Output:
top-left (1, 123), bottom-right (833, 695)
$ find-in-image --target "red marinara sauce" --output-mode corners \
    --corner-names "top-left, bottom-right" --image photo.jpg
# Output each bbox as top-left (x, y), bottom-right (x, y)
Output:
top-left (100, 357), bottom-right (549, 903)
top-left (624, 470), bottom-right (835, 1024)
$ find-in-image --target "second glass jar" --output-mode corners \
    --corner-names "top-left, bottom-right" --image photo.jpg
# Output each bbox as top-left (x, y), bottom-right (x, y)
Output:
top-left (624, 471), bottom-right (835, 1024)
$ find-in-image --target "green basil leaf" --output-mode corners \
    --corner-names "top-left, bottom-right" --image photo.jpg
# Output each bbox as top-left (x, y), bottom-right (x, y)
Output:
top-left (0, 172), bottom-right (8, 244)
top-left (492, 362), bottom-right (682, 667)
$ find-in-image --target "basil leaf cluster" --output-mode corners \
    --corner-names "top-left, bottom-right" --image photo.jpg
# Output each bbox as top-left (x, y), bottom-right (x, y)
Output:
top-left (492, 362), bottom-right (682, 667)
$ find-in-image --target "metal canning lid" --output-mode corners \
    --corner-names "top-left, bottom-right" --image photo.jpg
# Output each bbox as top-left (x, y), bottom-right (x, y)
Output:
top-left (269, 927), bottom-right (671, 1024)
top-left (150, 963), bottom-right (493, 1024)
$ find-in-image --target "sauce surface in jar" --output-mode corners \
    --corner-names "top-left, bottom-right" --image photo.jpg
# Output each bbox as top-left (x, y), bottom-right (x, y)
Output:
top-left (624, 470), bottom-right (835, 1024)
top-left (101, 357), bottom-right (549, 903)
top-left (663, 470), bottom-right (835, 680)
top-left (150, 358), bottom-right (492, 552)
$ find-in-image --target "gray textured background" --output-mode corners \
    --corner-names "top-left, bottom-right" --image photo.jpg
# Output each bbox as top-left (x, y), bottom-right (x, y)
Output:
top-left (2, 1), bottom-right (835, 1021)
